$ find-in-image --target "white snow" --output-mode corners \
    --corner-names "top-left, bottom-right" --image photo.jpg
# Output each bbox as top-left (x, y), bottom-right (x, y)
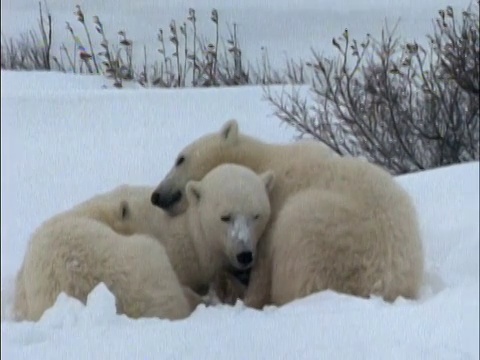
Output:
top-left (1, 0), bottom-right (479, 357)
top-left (2, 69), bottom-right (479, 360)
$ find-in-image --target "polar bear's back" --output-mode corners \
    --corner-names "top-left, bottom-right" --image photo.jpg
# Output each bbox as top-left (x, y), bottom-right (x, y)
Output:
top-left (15, 209), bottom-right (191, 321)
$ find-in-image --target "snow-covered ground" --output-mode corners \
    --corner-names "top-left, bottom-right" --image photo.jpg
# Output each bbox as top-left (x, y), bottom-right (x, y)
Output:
top-left (2, 70), bottom-right (479, 359)
top-left (1, 0), bottom-right (479, 357)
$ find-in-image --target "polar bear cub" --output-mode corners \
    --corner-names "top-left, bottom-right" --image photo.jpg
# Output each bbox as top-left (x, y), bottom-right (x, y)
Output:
top-left (150, 119), bottom-right (424, 308)
top-left (13, 164), bottom-right (274, 321)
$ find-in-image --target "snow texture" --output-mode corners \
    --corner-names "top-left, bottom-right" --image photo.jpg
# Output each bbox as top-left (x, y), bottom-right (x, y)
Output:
top-left (2, 69), bottom-right (478, 360)
top-left (1, 0), bottom-right (479, 357)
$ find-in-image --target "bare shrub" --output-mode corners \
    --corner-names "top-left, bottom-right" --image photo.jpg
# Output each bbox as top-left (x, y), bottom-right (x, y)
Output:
top-left (1, 2), bottom-right (52, 71)
top-left (146, 9), bottom-right (251, 88)
top-left (265, 3), bottom-right (479, 174)
top-left (2, 5), bottom-right (307, 88)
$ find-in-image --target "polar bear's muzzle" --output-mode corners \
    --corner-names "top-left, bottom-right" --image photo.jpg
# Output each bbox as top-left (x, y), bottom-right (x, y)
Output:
top-left (229, 216), bottom-right (255, 270)
top-left (231, 250), bottom-right (254, 270)
top-left (151, 188), bottom-right (182, 210)
top-left (235, 251), bottom-right (254, 268)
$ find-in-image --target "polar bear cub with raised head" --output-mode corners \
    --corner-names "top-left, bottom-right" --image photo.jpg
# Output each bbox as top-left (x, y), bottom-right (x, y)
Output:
top-left (14, 163), bottom-right (274, 321)
top-left (150, 119), bottom-right (424, 308)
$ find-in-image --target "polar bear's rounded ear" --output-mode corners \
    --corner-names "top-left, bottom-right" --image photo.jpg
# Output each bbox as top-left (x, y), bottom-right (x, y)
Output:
top-left (120, 200), bottom-right (130, 220)
top-left (186, 181), bottom-right (202, 205)
top-left (260, 170), bottom-right (275, 193)
top-left (220, 119), bottom-right (239, 144)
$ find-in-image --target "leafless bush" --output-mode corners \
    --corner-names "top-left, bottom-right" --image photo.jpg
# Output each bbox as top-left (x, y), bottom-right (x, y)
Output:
top-left (252, 47), bottom-right (306, 85)
top-left (2, 5), bottom-right (306, 88)
top-left (265, 3), bottom-right (479, 174)
top-left (1, 2), bottom-right (52, 71)
top-left (143, 9), bottom-right (261, 88)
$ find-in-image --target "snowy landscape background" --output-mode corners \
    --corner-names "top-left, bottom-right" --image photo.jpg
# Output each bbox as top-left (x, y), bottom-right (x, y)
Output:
top-left (1, 0), bottom-right (479, 358)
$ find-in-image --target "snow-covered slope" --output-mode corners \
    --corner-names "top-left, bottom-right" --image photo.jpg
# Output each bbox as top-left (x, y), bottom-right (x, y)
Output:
top-left (1, 71), bottom-right (479, 359)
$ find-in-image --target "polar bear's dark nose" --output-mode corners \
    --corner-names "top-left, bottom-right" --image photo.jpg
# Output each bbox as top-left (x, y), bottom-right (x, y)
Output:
top-left (151, 190), bottom-right (182, 209)
top-left (151, 191), bottom-right (161, 206)
top-left (236, 251), bottom-right (253, 266)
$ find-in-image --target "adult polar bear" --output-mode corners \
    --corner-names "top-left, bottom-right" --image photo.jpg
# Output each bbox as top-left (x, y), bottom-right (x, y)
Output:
top-left (151, 119), bottom-right (424, 308)
top-left (14, 164), bottom-right (274, 321)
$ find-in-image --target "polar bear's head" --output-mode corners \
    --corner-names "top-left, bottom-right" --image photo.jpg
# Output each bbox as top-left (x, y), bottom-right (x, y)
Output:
top-left (79, 185), bottom-right (163, 238)
top-left (185, 164), bottom-right (274, 271)
top-left (151, 120), bottom-right (244, 216)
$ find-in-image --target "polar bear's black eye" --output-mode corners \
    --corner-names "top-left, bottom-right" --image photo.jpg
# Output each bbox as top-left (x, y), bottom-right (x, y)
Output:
top-left (221, 214), bottom-right (231, 222)
top-left (175, 155), bottom-right (185, 167)
top-left (120, 201), bottom-right (129, 220)
top-left (253, 214), bottom-right (260, 220)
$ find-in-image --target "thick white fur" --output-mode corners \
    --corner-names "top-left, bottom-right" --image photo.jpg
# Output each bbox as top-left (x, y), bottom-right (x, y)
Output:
top-left (152, 119), bottom-right (424, 308)
top-left (269, 161), bottom-right (423, 305)
top-left (14, 164), bottom-right (274, 321)
top-left (15, 221), bottom-right (195, 321)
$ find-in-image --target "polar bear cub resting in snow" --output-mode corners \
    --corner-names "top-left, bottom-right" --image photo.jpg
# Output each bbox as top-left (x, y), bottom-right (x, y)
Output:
top-left (13, 164), bottom-right (274, 322)
top-left (151, 119), bottom-right (424, 309)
